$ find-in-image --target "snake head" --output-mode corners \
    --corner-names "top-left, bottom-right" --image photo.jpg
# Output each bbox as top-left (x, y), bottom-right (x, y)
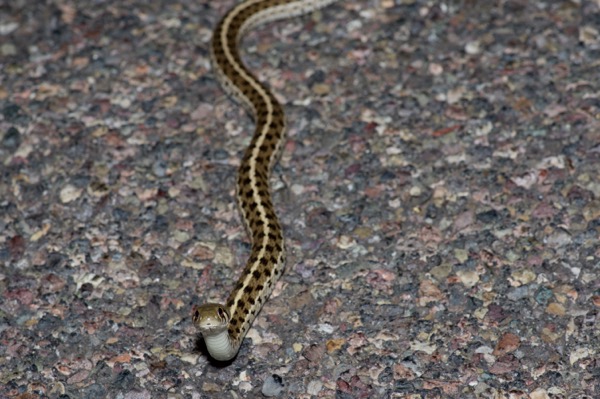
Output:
top-left (192, 303), bottom-right (231, 336)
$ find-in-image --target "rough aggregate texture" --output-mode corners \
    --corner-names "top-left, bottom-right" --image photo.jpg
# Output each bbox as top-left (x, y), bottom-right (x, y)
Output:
top-left (1, 0), bottom-right (599, 398)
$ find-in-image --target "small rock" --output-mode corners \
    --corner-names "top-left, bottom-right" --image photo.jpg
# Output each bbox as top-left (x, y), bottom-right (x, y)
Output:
top-left (303, 344), bottom-right (325, 362)
top-left (2, 126), bottom-right (21, 149)
top-left (546, 302), bottom-right (565, 316)
top-left (152, 160), bottom-right (167, 177)
top-left (312, 83), bottom-right (330, 95)
top-left (307, 380), bottom-right (323, 395)
top-left (1, 43), bottom-right (17, 56)
top-left (545, 228), bottom-right (572, 247)
top-left (510, 269), bottom-right (536, 285)
top-left (261, 374), bottom-right (285, 397)
top-left (456, 269), bottom-right (480, 288)
top-left (60, 184), bottom-right (83, 203)
top-left (465, 40), bottom-right (481, 54)
top-left (476, 209), bottom-right (500, 223)
top-left (493, 332), bottom-right (520, 356)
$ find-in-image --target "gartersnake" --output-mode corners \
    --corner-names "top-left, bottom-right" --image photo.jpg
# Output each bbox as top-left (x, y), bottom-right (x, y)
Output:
top-left (192, 0), bottom-right (339, 361)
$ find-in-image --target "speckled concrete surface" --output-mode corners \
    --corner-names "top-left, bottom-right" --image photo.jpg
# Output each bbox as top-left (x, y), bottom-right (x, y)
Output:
top-left (1, 0), bottom-right (599, 398)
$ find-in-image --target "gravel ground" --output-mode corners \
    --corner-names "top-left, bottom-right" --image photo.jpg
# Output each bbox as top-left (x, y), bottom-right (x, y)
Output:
top-left (1, 0), bottom-right (599, 398)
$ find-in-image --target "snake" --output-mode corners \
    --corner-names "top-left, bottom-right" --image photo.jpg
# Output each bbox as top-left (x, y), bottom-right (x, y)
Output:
top-left (192, 0), bottom-right (339, 361)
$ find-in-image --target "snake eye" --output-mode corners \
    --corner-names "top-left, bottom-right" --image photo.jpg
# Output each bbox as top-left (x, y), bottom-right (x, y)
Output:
top-left (217, 307), bottom-right (227, 320)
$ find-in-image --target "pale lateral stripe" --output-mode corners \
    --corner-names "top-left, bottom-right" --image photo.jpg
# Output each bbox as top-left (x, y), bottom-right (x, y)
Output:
top-left (219, 2), bottom-right (278, 315)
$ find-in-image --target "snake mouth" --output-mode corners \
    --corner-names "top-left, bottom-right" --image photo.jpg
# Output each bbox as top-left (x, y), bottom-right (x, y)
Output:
top-left (198, 323), bottom-right (228, 336)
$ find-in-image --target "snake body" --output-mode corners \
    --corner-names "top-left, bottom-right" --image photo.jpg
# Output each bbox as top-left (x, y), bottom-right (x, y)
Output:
top-left (192, 0), bottom-right (338, 361)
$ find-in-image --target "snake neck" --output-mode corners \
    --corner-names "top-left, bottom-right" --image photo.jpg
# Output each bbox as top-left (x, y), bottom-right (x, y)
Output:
top-left (204, 330), bottom-right (240, 361)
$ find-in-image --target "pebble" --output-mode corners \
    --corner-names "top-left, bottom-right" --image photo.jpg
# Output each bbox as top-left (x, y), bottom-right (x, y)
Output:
top-left (1, 43), bottom-right (17, 56)
top-left (306, 380), bottom-right (323, 395)
top-left (456, 270), bottom-right (480, 288)
top-left (59, 184), bottom-right (83, 203)
top-left (261, 374), bottom-right (285, 397)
